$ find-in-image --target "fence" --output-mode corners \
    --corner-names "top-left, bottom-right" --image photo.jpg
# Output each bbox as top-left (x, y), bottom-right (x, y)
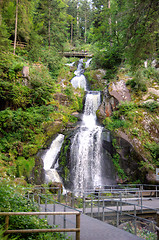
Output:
top-left (6, 184), bottom-right (159, 239)
top-left (0, 212), bottom-right (80, 240)
top-left (81, 190), bottom-right (159, 239)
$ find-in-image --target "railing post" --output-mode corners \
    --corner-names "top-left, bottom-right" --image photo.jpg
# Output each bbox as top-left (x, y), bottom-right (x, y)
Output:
top-left (102, 199), bottom-right (104, 222)
top-left (134, 205), bottom-right (137, 235)
top-left (45, 199), bottom-right (47, 218)
top-left (156, 186), bottom-right (158, 198)
top-left (116, 201), bottom-right (119, 227)
top-left (157, 212), bottom-right (159, 240)
top-left (64, 206), bottom-right (66, 238)
top-left (98, 192), bottom-right (100, 218)
top-left (71, 192), bottom-right (75, 208)
top-left (76, 213), bottom-right (80, 240)
top-left (91, 196), bottom-right (93, 218)
top-left (58, 188), bottom-right (61, 202)
top-left (83, 193), bottom-right (85, 214)
top-left (140, 191), bottom-right (143, 213)
top-left (5, 215), bottom-right (9, 230)
top-left (53, 203), bottom-right (55, 225)
top-left (120, 193), bottom-right (122, 214)
top-left (38, 195), bottom-right (40, 208)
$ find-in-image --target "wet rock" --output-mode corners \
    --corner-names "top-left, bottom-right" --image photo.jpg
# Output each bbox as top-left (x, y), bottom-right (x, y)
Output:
top-left (48, 182), bottom-right (63, 194)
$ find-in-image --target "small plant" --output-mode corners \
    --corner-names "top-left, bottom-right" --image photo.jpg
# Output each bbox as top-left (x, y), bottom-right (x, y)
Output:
top-left (126, 70), bottom-right (147, 93)
top-left (141, 101), bottom-right (159, 112)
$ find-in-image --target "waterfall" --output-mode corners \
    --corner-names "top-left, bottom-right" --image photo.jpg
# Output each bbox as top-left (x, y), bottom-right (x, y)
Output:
top-left (85, 58), bottom-right (92, 68)
top-left (71, 59), bottom-right (87, 90)
top-left (69, 59), bottom-right (115, 194)
top-left (42, 134), bottom-right (64, 183)
top-left (70, 91), bottom-right (104, 193)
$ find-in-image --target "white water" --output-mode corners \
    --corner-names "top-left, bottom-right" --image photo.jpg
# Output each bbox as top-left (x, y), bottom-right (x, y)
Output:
top-left (42, 134), bottom-right (64, 183)
top-left (85, 58), bottom-right (92, 68)
top-left (71, 59), bottom-right (87, 90)
top-left (70, 91), bottom-right (104, 193)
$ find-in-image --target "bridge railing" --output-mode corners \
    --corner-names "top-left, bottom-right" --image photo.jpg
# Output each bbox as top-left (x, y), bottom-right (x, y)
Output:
top-left (0, 211), bottom-right (80, 240)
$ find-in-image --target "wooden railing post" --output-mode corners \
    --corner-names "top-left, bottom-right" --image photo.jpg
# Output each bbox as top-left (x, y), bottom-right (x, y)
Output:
top-left (76, 213), bottom-right (80, 240)
top-left (5, 215), bottom-right (9, 230)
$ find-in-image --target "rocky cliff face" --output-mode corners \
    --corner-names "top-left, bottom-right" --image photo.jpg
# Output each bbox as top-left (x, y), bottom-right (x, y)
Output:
top-left (97, 78), bottom-right (159, 184)
top-left (97, 80), bottom-right (131, 121)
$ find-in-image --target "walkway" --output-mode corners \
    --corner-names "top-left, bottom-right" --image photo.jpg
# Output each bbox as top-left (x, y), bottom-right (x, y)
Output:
top-left (40, 204), bottom-right (142, 240)
top-left (59, 51), bottom-right (93, 58)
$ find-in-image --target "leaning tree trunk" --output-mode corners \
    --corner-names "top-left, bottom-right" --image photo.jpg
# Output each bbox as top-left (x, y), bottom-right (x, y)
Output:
top-left (77, 0), bottom-right (79, 39)
top-left (71, 18), bottom-right (73, 44)
top-left (48, 6), bottom-right (51, 48)
top-left (84, 11), bottom-right (87, 43)
top-left (108, 0), bottom-right (112, 47)
top-left (13, 0), bottom-right (18, 55)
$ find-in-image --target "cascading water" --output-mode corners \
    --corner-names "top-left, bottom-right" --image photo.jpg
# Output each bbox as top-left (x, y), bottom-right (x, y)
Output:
top-left (42, 134), bottom-right (64, 183)
top-left (69, 59), bottom-right (115, 194)
top-left (70, 91), bottom-right (104, 193)
top-left (71, 59), bottom-right (87, 90)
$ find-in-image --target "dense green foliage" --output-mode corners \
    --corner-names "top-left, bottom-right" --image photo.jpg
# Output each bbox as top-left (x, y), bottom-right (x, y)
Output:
top-left (0, 180), bottom-right (67, 239)
top-left (0, 1), bottom-right (159, 237)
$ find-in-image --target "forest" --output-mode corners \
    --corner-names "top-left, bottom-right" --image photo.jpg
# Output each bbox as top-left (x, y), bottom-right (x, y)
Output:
top-left (0, 0), bottom-right (159, 239)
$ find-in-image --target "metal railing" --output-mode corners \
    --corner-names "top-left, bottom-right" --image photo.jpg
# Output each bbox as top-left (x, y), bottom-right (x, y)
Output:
top-left (0, 211), bottom-right (80, 240)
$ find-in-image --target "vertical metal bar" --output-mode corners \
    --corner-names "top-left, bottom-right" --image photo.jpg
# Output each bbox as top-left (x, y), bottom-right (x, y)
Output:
top-left (66, 191), bottom-right (67, 205)
top-left (38, 195), bottom-right (40, 208)
top-left (134, 205), bottom-right (137, 235)
top-left (91, 196), bottom-right (93, 218)
top-left (64, 206), bottom-right (66, 238)
top-left (156, 186), bottom-right (158, 198)
top-left (64, 206), bottom-right (66, 229)
top-left (102, 199), bottom-right (104, 222)
top-left (116, 201), bottom-right (119, 227)
top-left (76, 213), bottom-right (80, 240)
top-left (58, 188), bottom-right (61, 202)
top-left (120, 193), bottom-right (122, 214)
top-left (71, 192), bottom-right (75, 208)
top-left (45, 199), bottom-right (47, 218)
top-left (83, 193), bottom-right (85, 214)
top-left (141, 191), bottom-right (143, 213)
top-left (98, 192), bottom-right (100, 218)
top-left (53, 203), bottom-right (55, 226)
top-left (157, 211), bottom-right (159, 240)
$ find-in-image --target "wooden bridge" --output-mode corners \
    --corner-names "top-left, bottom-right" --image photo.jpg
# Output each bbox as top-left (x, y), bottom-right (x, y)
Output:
top-left (59, 51), bottom-right (93, 58)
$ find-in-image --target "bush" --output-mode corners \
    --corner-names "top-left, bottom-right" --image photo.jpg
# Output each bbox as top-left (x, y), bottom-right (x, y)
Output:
top-left (144, 142), bottom-right (159, 165)
top-left (92, 46), bottom-right (122, 70)
top-left (126, 70), bottom-right (147, 93)
top-left (0, 180), bottom-right (68, 240)
top-left (141, 101), bottom-right (159, 112)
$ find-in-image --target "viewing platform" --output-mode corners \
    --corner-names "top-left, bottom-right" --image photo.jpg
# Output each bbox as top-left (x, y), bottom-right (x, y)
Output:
top-left (59, 51), bottom-right (93, 58)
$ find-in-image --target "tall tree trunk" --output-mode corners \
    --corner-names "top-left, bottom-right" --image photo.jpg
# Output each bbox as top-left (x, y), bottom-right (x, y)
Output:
top-left (85, 11), bottom-right (87, 43)
top-left (13, 0), bottom-right (18, 55)
top-left (77, 0), bottom-right (79, 39)
top-left (71, 18), bottom-right (73, 44)
top-left (108, 0), bottom-right (112, 47)
top-left (48, 6), bottom-right (51, 48)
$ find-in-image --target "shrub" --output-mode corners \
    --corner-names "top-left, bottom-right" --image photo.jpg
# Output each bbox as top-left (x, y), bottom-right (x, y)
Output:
top-left (141, 101), bottom-right (159, 112)
top-left (126, 70), bottom-right (147, 92)
top-left (0, 180), bottom-right (68, 240)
